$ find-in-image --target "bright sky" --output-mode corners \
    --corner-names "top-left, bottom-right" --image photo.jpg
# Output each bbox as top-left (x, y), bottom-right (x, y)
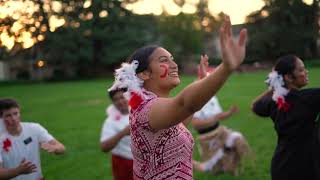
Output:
top-left (126, 0), bottom-right (313, 24)
top-left (208, 0), bottom-right (265, 24)
top-left (126, 0), bottom-right (266, 25)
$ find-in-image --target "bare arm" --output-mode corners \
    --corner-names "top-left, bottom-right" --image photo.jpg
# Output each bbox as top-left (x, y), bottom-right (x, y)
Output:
top-left (149, 15), bottom-right (247, 131)
top-left (100, 125), bottom-right (130, 153)
top-left (192, 105), bottom-right (238, 130)
top-left (41, 139), bottom-right (66, 155)
top-left (0, 160), bottom-right (36, 180)
top-left (192, 117), bottom-right (220, 130)
top-left (182, 115), bottom-right (193, 127)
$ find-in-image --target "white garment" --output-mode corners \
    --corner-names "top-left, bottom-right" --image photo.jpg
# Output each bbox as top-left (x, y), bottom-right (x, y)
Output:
top-left (194, 96), bottom-right (223, 120)
top-left (0, 122), bottom-right (54, 180)
top-left (100, 105), bottom-right (132, 160)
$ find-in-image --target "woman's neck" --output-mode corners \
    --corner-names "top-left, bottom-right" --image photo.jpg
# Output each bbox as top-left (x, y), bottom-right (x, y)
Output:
top-left (144, 84), bottom-right (170, 98)
top-left (287, 84), bottom-right (300, 91)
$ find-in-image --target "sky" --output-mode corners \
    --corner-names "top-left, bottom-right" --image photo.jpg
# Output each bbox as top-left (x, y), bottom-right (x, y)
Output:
top-left (127, 0), bottom-right (313, 24)
top-left (0, 0), bottom-right (314, 50)
top-left (126, 0), bottom-right (266, 25)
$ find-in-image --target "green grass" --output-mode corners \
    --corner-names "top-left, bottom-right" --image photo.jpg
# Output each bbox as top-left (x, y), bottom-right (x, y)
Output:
top-left (0, 68), bottom-right (319, 180)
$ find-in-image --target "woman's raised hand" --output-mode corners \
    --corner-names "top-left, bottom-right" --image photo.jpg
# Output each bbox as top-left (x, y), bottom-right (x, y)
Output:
top-left (219, 15), bottom-right (247, 71)
top-left (198, 54), bottom-right (209, 79)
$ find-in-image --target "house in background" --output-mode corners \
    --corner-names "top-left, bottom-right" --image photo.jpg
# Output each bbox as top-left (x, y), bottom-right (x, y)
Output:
top-left (0, 44), bottom-right (54, 81)
top-left (0, 61), bottom-right (9, 80)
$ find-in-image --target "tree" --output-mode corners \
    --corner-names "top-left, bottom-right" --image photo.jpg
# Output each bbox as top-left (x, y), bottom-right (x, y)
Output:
top-left (158, 13), bottom-right (203, 65)
top-left (43, 0), bottom-right (158, 76)
top-left (246, 0), bottom-right (320, 61)
top-left (0, 0), bottom-right (61, 51)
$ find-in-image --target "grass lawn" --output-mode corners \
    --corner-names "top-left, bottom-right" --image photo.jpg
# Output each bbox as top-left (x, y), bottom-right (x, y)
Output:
top-left (0, 67), bottom-right (319, 180)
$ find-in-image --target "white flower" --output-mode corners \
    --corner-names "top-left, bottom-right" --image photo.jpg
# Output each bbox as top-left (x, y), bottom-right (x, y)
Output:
top-left (108, 60), bottom-right (144, 99)
top-left (265, 71), bottom-right (289, 101)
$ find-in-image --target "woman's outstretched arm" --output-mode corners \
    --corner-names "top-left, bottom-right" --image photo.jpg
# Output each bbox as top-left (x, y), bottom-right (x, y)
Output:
top-left (149, 15), bottom-right (247, 130)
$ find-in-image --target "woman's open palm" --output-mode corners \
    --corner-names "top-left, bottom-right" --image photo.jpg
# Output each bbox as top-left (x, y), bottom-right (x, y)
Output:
top-left (220, 15), bottom-right (247, 71)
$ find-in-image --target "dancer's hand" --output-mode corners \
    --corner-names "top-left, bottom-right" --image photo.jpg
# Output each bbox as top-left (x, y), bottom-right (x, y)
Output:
top-left (229, 105), bottom-right (239, 114)
top-left (41, 143), bottom-right (57, 154)
top-left (16, 159), bottom-right (37, 175)
top-left (41, 140), bottom-right (65, 154)
top-left (122, 125), bottom-right (130, 136)
top-left (198, 54), bottom-right (209, 79)
top-left (220, 15), bottom-right (247, 71)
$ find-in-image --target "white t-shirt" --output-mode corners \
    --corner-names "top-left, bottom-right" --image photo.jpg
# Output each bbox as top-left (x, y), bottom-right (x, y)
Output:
top-left (193, 96), bottom-right (223, 120)
top-left (100, 105), bottom-right (132, 160)
top-left (0, 122), bottom-right (54, 180)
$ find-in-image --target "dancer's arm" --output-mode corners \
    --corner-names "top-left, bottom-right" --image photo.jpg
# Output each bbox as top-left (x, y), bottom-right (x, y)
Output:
top-left (149, 15), bottom-right (247, 130)
top-left (251, 90), bottom-right (272, 117)
top-left (0, 160), bottom-right (36, 180)
top-left (41, 139), bottom-right (66, 155)
top-left (192, 105), bottom-right (238, 130)
top-left (182, 115), bottom-right (193, 127)
top-left (100, 125), bottom-right (130, 152)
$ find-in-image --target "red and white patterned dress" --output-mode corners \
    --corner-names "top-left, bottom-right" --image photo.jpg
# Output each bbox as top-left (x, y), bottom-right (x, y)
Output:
top-left (130, 90), bottom-right (194, 180)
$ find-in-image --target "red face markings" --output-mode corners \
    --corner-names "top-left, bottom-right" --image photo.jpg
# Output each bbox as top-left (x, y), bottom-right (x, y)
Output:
top-left (160, 64), bottom-right (169, 79)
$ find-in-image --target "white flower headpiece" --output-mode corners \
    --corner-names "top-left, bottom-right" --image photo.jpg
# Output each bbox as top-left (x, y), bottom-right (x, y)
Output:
top-left (265, 70), bottom-right (289, 102)
top-left (108, 60), bottom-right (144, 99)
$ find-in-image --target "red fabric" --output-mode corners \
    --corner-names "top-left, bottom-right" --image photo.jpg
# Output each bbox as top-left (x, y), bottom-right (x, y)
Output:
top-left (277, 97), bottom-right (290, 112)
top-left (128, 92), bottom-right (143, 110)
top-left (3, 138), bottom-right (11, 152)
top-left (112, 154), bottom-right (133, 180)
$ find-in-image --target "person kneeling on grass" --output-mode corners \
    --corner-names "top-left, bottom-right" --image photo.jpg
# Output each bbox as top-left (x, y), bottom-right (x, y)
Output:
top-left (0, 98), bottom-right (65, 180)
top-left (192, 55), bottom-right (251, 176)
top-left (100, 88), bottom-right (133, 180)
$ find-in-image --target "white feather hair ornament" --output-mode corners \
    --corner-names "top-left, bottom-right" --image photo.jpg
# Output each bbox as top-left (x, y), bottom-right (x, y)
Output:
top-left (265, 71), bottom-right (290, 111)
top-left (108, 60), bottom-right (145, 110)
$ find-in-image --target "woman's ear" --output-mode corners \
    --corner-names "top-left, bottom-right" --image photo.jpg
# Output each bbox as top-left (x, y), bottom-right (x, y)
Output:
top-left (137, 71), bottom-right (150, 81)
top-left (284, 74), bottom-right (293, 83)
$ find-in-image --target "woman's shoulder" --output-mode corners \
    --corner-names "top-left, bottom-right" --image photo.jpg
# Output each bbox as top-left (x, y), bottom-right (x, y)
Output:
top-left (300, 87), bottom-right (320, 93)
top-left (294, 88), bottom-right (320, 96)
top-left (290, 88), bottom-right (320, 108)
top-left (130, 91), bottom-right (158, 119)
top-left (129, 90), bottom-right (157, 112)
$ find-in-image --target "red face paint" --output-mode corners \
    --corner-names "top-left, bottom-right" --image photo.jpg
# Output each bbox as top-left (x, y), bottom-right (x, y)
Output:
top-left (160, 64), bottom-right (168, 79)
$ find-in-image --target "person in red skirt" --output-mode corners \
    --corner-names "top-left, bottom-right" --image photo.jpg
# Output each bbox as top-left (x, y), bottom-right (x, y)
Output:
top-left (100, 88), bottom-right (133, 180)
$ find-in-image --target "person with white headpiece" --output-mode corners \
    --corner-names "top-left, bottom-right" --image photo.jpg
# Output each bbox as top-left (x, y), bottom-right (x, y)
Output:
top-left (252, 55), bottom-right (320, 180)
top-left (109, 15), bottom-right (247, 180)
top-left (100, 88), bottom-right (133, 180)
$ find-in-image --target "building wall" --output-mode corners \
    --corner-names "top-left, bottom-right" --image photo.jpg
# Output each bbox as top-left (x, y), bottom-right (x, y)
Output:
top-left (0, 61), bottom-right (9, 81)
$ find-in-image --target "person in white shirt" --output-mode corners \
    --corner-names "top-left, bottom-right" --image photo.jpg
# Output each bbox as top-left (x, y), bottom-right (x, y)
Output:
top-left (192, 55), bottom-right (251, 176)
top-left (0, 98), bottom-right (65, 180)
top-left (100, 88), bottom-right (132, 180)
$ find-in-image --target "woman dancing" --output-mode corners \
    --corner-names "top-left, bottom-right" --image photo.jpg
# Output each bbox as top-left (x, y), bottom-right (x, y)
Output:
top-left (109, 15), bottom-right (247, 179)
top-left (252, 55), bottom-right (320, 180)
